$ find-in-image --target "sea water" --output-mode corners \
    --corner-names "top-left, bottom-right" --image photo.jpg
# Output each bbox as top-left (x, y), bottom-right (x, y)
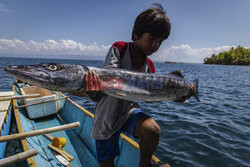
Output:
top-left (0, 57), bottom-right (249, 167)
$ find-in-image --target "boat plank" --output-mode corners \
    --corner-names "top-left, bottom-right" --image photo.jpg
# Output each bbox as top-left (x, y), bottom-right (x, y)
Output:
top-left (0, 97), bottom-right (12, 133)
top-left (0, 91), bottom-right (13, 159)
top-left (0, 101), bottom-right (11, 111)
top-left (0, 112), bottom-right (7, 132)
top-left (0, 91), bottom-right (14, 97)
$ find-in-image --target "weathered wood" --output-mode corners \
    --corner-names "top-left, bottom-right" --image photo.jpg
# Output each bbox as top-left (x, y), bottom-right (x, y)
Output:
top-left (0, 91), bottom-right (14, 97)
top-left (15, 97), bottom-right (66, 108)
top-left (48, 144), bottom-right (71, 162)
top-left (0, 122), bottom-right (80, 142)
top-left (0, 97), bottom-right (12, 133)
top-left (0, 109), bottom-right (8, 112)
top-left (0, 112), bottom-right (7, 132)
top-left (0, 94), bottom-right (40, 101)
top-left (48, 144), bottom-right (74, 161)
top-left (43, 134), bottom-right (54, 141)
top-left (0, 101), bottom-right (11, 111)
top-left (0, 149), bottom-right (37, 166)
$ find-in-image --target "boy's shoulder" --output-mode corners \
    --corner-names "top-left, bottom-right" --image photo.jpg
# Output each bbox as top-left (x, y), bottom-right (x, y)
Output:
top-left (111, 41), bottom-right (155, 73)
top-left (112, 41), bottom-right (127, 52)
top-left (112, 41), bottom-right (128, 59)
top-left (112, 41), bottom-right (127, 47)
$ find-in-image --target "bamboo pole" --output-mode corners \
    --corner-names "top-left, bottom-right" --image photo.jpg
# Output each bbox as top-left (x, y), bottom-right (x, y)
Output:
top-left (0, 149), bottom-right (37, 166)
top-left (15, 97), bottom-right (66, 108)
top-left (0, 109), bottom-right (8, 112)
top-left (60, 148), bottom-right (74, 161)
top-left (0, 122), bottom-right (80, 142)
top-left (48, 145), bottom-right (71, 162)
top-left (44, 134), bottom-right (74, 161)
top-left (44, 134), bottom-right (54, 141)
top-left (0, 94), bottom-right (40, 101)
top-left (48, 144), bottom-right (74, 161)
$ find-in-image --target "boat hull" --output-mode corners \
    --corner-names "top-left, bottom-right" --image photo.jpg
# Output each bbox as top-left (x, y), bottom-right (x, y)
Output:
top-left (12, 82), bottom-right (160, 166)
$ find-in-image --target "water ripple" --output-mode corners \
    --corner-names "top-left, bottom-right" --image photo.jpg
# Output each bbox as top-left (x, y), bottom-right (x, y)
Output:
top-left (0, 58), bottom-right (249, 167)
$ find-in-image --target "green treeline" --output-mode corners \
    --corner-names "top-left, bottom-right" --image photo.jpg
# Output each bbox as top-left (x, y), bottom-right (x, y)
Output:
top-left (204, 46), bottom-right (250, 65)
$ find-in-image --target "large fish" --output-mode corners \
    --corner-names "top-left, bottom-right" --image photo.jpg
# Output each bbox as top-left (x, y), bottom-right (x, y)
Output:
top-left (4, 63), bottom-right (200, 102)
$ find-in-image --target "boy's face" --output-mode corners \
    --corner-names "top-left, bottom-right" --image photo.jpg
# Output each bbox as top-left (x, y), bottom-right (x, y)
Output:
top-left (135, 32), bottom-right (164, 56)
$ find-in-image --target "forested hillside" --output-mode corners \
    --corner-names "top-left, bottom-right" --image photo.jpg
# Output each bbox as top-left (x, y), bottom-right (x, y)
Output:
top-left (204, 46), bottom-right (250, 65)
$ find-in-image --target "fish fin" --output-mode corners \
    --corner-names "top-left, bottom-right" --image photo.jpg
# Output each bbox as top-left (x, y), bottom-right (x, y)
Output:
top-left (193, 77), bottom-right (200, 102)
top-left (170, 70), bottom-right (184, 78)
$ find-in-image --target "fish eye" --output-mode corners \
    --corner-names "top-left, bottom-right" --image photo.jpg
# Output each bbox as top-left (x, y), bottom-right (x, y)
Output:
top-left (48, 65), bottom-right (58, 71)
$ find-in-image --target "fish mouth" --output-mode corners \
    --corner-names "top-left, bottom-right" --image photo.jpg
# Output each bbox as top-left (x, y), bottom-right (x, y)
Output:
top-left (4, 64), bottom-right (84, 92)
top-left (5, 65), bottom-right (34, 76)
top-left (4, 65), bottom-right (50, 84)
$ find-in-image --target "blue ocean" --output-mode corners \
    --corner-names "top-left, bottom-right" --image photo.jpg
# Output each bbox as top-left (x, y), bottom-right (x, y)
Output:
top-left (0, 57), bottom-right (249, 167)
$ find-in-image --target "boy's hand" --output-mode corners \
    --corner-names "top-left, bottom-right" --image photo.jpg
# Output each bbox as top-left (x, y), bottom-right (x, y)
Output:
top-left (84, 70), bottom-right (103, 102)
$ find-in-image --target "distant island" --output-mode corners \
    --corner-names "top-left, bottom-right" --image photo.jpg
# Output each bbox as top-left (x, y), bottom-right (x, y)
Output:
top-left (204, 46), bottom-right (250, 65)
top-left (164, 61), bottom-right (183, 64)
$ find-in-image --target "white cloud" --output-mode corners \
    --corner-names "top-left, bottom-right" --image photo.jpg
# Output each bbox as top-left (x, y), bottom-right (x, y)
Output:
top-left (0, 38), bottom-right (245, 63)
top-left (0, 39), bottom-right (111, 57)
top-left (152, 44), bottom-right (235, 63)
top-left (0, 4), bottom-right (9, 12)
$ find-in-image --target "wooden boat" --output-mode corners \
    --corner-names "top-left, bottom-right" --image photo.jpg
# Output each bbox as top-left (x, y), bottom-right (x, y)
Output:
top-left (11, 82), bottom-right (160, 167)
top-left (0, 91), bottom-right (14, 159)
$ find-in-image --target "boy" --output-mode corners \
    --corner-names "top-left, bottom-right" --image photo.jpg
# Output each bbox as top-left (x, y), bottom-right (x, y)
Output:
top-left (85, 3), bottom-right (171, 167)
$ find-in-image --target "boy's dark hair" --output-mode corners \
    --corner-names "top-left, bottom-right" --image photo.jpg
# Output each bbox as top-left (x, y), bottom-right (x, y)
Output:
top-left (132, 3), bottom-right (171, 41)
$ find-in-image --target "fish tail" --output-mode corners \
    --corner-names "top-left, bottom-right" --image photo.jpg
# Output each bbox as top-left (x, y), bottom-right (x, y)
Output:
top-left (193, 77), bottom-right (200, 102)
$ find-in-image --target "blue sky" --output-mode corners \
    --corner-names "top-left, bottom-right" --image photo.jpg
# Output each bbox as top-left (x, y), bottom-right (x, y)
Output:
top-left (0, 0), bottom-right (250, 63)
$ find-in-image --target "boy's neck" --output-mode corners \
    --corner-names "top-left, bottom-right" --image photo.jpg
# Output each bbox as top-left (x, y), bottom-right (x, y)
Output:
top-left (132, 42), bottom-right (147, 67)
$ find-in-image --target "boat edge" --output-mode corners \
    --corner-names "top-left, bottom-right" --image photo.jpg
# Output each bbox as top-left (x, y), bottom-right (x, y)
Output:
top-left (58, 92), bottom-right (160, 163)
top-left (12, 85), bottom-right (37, 167)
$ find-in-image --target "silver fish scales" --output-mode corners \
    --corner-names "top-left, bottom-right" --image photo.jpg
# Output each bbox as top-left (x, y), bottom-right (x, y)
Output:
top-left (4, 63), bottom-right (200, 102)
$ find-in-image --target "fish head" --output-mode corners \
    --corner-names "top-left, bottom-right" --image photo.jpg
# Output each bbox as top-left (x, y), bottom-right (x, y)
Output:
top-left (4, 63), bottom-right (87, 92)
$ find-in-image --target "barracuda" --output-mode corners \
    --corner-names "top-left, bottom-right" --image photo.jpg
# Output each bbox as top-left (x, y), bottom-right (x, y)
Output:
top-left (4, 63), bottom-right (200, 102)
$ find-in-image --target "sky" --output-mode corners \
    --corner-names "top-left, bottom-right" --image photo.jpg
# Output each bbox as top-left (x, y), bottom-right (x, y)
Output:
top-left (0, 0), bottom-right (250, 63)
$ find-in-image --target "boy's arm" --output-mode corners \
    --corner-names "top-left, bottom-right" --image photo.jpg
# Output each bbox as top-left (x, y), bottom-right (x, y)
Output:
top-left (82, 44), bottom-right (122, 101)
top-left (84, 70), bottom-right (103, 102)
top-left (67, 70), bottom-right (103, 102)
